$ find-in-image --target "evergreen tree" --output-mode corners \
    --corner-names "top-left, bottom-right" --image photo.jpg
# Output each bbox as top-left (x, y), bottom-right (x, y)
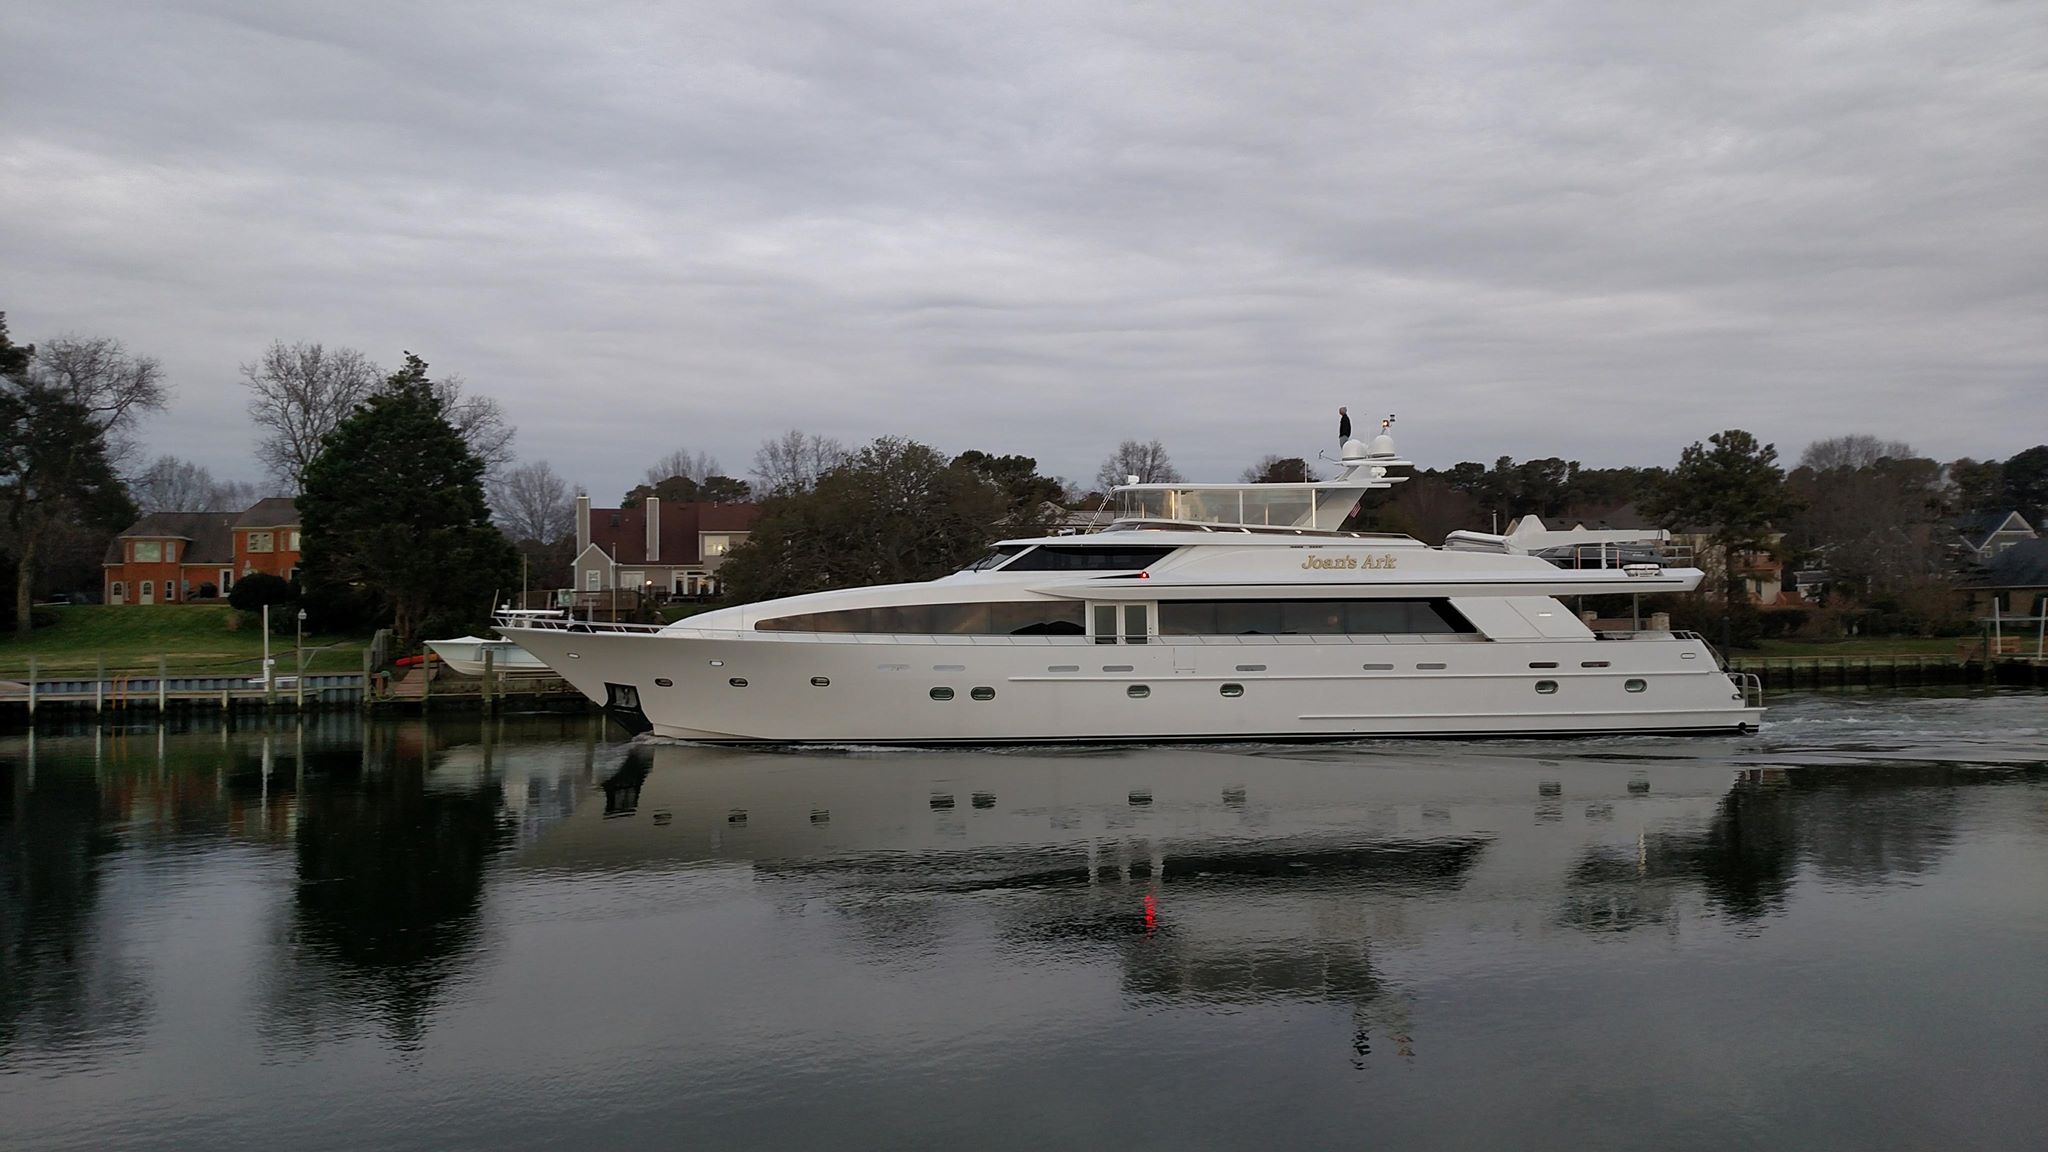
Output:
top-left (719, 437), bottom-right (1011, 602)
top-left (297, 353), bottom-right (517, 648)
top-left (1644, 429), bottom-right (1798, 604)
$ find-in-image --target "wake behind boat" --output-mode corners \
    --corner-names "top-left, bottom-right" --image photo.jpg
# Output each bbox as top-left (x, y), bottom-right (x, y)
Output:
top-left (497, 424), bottom-right (1763, 742)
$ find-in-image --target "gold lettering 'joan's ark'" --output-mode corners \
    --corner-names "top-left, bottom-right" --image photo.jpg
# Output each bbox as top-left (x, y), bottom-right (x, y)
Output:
top-left (1301, 554), bottom-right (1397, 571)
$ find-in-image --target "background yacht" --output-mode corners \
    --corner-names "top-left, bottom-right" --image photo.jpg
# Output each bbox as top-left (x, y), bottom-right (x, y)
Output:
top-left (498, 427), bottom-right (1763, 742)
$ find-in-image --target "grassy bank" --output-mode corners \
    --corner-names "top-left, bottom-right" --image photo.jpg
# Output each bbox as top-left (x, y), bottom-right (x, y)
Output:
top-left (0, 604), bottom-right (370, 678)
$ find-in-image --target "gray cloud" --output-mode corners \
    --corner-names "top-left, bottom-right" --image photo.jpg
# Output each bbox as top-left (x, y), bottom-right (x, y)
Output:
top-left (3, 0), bottom-right (2043, 499)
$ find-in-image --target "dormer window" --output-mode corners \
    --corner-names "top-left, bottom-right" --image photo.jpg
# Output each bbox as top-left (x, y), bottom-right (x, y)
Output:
top-left (247, 531), bottom-right (274, 553)
top-left (133, 540), bottom-right (162, 562)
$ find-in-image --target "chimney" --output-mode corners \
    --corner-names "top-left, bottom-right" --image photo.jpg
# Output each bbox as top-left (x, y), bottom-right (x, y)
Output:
top-left (575, 493), bottom-right (591, 554)
top-left (645, 496), bottom-right (661, 562)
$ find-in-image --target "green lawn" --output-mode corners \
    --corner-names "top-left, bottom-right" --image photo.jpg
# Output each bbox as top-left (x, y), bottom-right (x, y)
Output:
top-left (0, 604), bottom-right (371, 678)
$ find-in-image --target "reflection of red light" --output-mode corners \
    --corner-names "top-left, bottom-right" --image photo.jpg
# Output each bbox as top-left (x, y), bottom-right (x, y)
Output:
top-left (1143, 892), bottom-right (1156, 930)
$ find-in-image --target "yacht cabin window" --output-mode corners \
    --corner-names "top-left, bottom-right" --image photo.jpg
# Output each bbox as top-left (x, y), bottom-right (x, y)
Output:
top-left (1000, 545), bottom-right (1177, 572)
top-left (756, 601), bottom-right (1087, 635)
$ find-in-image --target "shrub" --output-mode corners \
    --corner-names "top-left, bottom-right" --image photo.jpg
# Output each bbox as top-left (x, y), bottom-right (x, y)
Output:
top-left (228, 572), bottom-right (297, 612)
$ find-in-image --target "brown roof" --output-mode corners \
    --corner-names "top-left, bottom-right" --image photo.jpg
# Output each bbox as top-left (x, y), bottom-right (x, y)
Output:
top-left (105, 512), bottom-right (237, 565)
top-left (587, 501), bottom-right (760, 565)
top-left (233, 497), bottom-right (299, 528)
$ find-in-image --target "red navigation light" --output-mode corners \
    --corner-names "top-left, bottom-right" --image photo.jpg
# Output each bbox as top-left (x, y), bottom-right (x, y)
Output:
top-left (1138, 571), bottom-right (1149, 579)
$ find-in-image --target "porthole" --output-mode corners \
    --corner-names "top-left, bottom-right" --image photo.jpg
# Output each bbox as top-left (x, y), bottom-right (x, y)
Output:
top-left (970, 686), bottom-right (995, 701)
top-left (934, 664), bottom-right (965, 672)
top-left (567, 652), bottom-right (580, 659)
top-left (1220, 683), bottom-right (1244, 697)
top-left (1581, 660), bottom-right (1610, 668)
top-left (708, 659), bottom-right (724, 667)
top-left (1680, 652), bottom-right (1698, 661)
top-left (654, 677), bottom-right (674, 688)
top-left (1417, 662), bottom-right (1447, 670)
top-left (1534, 680), bottom-right (1558, 694)
top-left (810, 676), bottom-right (830, 687)
top-left (1528, 661), bottom-right (1558, 669)
top-left (930, 687), bottom-right (955, 701)
top-left (1127, 684), bottom-right (1151, 699)
top-left (1104, 664), bottom-right (1134, 673)
top-left (1625, 678), bottom-right (1647, 693)
top-left (1362, 663), bottom-right (1393, 671)
top-left (1049, 664), bottom-right (1079, 672)
top-left (728, 677), bottom-right (748, 688)
top-left (1236, 664), bottom-right (1266, 672)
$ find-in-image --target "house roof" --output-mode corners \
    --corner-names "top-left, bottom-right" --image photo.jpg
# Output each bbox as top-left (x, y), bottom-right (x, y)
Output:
top-left (1950, 510), bottom-right (2033, 550)
top-left (233, 497), bottom-right (299, 528)
top-left (105, 512), bottom-right (237, 565)
top-left (1965, 538), bottom-right (2048, 590)
top-left (586, 501), bottom-right (761, 566)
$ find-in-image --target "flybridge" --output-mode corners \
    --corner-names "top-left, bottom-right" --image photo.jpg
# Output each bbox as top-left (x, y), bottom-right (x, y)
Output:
top-left (1112, 424), bottom-right (1411, 532)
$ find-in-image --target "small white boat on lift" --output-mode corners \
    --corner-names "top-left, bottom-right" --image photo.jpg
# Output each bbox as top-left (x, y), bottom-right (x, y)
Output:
top-left (427, 613), bottom-right (560, 677)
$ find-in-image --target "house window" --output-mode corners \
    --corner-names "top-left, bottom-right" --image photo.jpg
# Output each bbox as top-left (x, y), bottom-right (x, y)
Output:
top-left (166, 542), bottom-right (177, 562)
top-left (288, 530), bottom-right (301, 551)
top-left (703, 534), bottom-right (732, 557)
top-left (586, 569), bottom-right (601, 591)
top-left (164, 581), bottom-right (176, 601)
top-left (133, 540), bottom-right (162, 562)
top-left (247, 531), bottom-right (274, 553)
top-left (623, 571), bottom-right (643, 589)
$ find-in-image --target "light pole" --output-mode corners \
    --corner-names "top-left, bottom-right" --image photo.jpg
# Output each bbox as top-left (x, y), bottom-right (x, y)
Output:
top-left (261, 603), bottom-right (273, 704)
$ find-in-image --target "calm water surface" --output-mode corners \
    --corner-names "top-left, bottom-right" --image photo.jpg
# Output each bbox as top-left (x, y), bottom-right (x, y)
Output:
top-left (3, 692), bottom-right (2045, 1150)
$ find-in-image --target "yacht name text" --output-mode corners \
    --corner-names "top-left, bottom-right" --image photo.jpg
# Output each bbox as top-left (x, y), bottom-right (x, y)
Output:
top-left (1302, 554), bottom-right (1398, 571)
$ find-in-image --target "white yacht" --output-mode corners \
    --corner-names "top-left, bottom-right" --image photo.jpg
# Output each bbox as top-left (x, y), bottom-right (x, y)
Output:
top-left (498, 427), bottom-right (1762, 742)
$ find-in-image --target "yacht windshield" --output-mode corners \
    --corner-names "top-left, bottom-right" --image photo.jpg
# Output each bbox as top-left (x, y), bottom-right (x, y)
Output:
top-left (959, 545), bottom-right (1028, 572)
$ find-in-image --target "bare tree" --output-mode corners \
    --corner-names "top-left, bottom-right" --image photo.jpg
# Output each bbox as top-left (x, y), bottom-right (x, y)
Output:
top-left (1799, 435), bottom-right (1917, 472)
top-left (491, 460), bottom-right (578, 543)
top-left (751, 430), bottom-right (847, 496)
top-left (433, 375), bottom-right (516, 482)
top-left (242, 342), bottom-right (381, 491)
top-left (642, 447), bottom-right (722, 488)
top-left (130, 455), bottom-right (258, 513)
top-left (1240, 454), bottom-right (1315, 484)
top-left (27, 335), bottom-right (168, 469)
top-left (8, 335), bottom-right (169, 632)
top-left (1095, 439), bottom-right (1181, 493)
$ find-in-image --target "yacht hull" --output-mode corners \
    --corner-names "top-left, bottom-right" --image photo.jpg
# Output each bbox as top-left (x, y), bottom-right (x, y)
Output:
top-left (503, 626), bottom-right (1762, 743)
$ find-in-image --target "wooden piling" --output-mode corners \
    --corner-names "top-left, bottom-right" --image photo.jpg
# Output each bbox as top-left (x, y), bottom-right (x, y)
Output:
top-left (158, 655), bottom-right (168, 711)
top-left (481, 648), bottom-right (495, 712)
top-left (26, 656), bottom-right (36, 717)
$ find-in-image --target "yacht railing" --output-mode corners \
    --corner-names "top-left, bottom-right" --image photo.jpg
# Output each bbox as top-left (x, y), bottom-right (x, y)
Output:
top-left (1727, 671), bottom-right (1764, 709)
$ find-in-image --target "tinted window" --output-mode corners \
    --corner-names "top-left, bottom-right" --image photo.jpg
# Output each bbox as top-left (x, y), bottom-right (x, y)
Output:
top-left (1160, 599), bottom-right (1473, 636)
top-left (1003, 545), bottom-right (1177, 572)
top-left (959, 545), bottom-right (1028, 571)
top-left (758, 601), bottom-right (1085, 635)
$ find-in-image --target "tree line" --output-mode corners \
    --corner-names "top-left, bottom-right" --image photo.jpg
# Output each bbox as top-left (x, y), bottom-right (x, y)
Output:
top-left (5, 309), bottom-right (2042, 648)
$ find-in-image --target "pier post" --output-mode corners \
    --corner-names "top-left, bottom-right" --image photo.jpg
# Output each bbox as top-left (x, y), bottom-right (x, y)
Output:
top-left (96, 654), bottom-right (105, 714)
top-left (361, 648), bottom-right (373, 708)
top-left (158, 655), bottom-right (167, 712)
top-left (421, 652), bottom-right (431, 711)
top-left (482, 648), bottom-right (495, 712)
top-left (26, 656), bottom-right (35, 717)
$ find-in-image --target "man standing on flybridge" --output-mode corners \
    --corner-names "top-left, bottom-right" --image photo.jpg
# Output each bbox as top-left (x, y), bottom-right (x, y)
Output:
top-left (1337, 406), bottom-right (1351, 448)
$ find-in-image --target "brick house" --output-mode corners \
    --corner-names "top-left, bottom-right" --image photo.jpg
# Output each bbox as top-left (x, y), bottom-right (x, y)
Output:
top-left (104, 498), bottom-right (301, 605)
top-left (569, 494), bottom-right (759, 598)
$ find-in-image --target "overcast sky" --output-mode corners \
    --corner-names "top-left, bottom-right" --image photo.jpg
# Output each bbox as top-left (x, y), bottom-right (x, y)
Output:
top-left (3, 0), bottom-right (2043, 499)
